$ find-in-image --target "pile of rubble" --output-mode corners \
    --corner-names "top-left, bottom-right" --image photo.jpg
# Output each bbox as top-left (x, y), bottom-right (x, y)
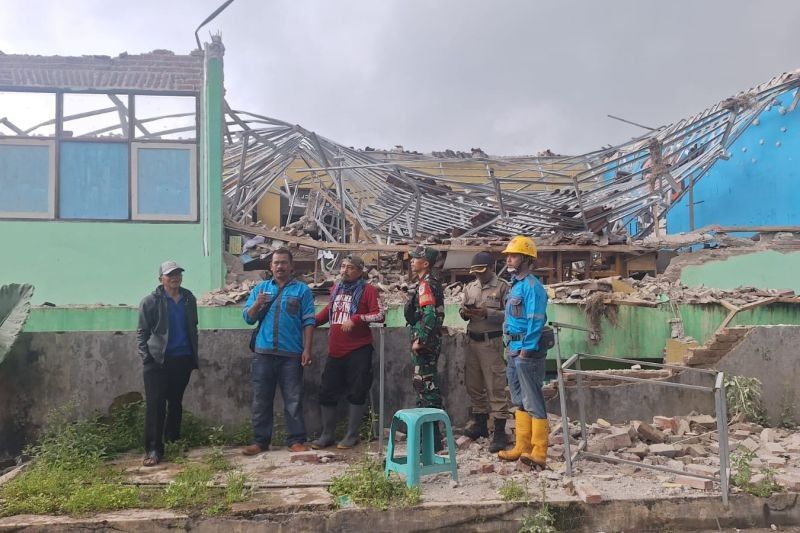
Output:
top-left (197, 279), bottom-right (260, 306)
top-left (448, 412), bottom-right (800, 501)
top-left (548, 275), bottom-right (797, 307)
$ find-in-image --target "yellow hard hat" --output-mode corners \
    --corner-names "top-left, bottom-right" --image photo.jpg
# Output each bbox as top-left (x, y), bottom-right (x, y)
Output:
top-left (501, 235), bottom-right (538, 258)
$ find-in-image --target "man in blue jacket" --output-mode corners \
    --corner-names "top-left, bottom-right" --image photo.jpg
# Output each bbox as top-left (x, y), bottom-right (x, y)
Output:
top-left (496, 236), bottom-right (551, 468)
top-left (241, 248), bottom-right (316, 455)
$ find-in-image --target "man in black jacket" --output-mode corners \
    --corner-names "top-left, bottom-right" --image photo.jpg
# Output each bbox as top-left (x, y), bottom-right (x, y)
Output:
top-left (137, 260), bottom-right (199, 466)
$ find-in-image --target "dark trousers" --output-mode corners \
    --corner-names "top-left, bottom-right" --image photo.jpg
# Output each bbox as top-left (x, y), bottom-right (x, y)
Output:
top-left (143, 356), bottom-right (194, 455)
top-left (319, 344), bottom-right (374, 406)
top-left (251, 354), bottom-right (307, 448)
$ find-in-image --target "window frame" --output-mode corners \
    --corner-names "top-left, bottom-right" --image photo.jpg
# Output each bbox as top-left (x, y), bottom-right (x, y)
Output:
top-left (0, 138), bottom-right (56, 219)
top-left (0, 88), bottom-right (200, 223)
top-left (131, 142), bottom-right (198, 222)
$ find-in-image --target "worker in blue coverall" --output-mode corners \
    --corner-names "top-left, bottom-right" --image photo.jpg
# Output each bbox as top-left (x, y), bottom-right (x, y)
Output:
top-left (497, 235), bottom-right (552, 468)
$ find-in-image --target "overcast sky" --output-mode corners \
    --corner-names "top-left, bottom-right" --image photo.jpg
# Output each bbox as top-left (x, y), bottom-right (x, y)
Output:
top-left (2, 0), bottom-right (798, 155)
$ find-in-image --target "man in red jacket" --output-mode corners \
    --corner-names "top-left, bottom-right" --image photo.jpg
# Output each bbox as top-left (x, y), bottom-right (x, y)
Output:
top-left (312, 254), bottom-right (385, 449)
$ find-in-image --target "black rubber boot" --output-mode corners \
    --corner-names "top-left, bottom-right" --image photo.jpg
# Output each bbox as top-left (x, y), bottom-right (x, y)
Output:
top-left (488, 418), bottom-right (509, 453)
top-left (462, 413), bottom-right (489, 440)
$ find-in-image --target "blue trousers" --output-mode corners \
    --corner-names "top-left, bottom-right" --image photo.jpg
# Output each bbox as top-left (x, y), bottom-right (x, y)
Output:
top-left (506, 352), bottom-right (547, 419)
top-left (251, 354), bottom-right (307, 448)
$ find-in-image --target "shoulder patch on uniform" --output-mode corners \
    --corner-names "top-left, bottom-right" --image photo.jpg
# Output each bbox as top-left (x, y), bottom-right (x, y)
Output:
top-left (418, 280), bottom-right (434, 307)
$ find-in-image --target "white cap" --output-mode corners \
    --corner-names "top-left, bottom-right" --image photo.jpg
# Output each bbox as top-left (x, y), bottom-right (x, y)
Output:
top-left (159, 260), bottom-right (184, 276)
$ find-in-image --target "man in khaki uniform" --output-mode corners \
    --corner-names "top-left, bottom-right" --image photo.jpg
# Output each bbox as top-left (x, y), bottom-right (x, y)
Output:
top-left (459, 251), bottom-right (511, 452)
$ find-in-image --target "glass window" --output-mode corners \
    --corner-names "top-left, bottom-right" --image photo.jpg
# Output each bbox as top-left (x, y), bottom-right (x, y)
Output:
top-left (132, 143), bottom-right (197, 220)
top-left (0, 92), bottom-right (56, 137)
top-left (134, 95), bottom-right (197, 140)
top-left (0, 141), bottom-right (55, 218)
top-left (59, 142), bottom-right (128, 219)
top-left (62, 93), bottom-right (129, 139)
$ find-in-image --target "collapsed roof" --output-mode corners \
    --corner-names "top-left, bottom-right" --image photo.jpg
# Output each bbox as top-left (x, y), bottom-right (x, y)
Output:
top-left (222, 69), bottom-right (800, 244)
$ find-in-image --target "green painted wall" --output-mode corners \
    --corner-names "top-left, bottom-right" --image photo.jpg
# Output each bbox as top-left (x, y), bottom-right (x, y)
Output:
top-left (681, 250), bottom-right (800, 293)
top-left (23, 302), bottom-right (800, 363)
top-left (0, 222), bottom-right (216, 305)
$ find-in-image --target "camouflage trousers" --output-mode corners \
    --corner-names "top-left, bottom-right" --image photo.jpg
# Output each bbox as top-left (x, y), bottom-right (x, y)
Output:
top-left (411, 346), bottom-right (442, 409)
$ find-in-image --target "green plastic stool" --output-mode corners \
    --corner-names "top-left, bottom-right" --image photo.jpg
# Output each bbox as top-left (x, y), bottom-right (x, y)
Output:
top-left (385, 408), bottom-right (458, 487)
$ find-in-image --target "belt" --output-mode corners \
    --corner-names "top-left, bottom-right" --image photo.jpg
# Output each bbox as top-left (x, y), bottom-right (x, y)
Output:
top-left (504, 333), bottom-right (524, 342)
top-left (468, 330), bottom-right (503, 342)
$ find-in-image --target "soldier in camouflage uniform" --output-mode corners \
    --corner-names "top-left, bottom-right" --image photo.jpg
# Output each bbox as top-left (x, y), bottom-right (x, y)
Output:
top-left (404, 245), bottom-right (446, 413)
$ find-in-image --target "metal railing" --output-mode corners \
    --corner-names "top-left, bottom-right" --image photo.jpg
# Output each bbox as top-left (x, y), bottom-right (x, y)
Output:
top-left (551, 321), bottom-right (731, 505)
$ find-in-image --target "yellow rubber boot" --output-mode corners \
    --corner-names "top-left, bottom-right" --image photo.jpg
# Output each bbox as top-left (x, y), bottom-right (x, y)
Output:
top-left (498, 410), bottom-right (532, 461)
top-left (520, 418), bottom-right (549, 468)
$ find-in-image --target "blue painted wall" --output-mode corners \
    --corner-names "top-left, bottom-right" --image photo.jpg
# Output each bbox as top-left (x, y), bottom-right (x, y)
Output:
top-left (668, 89), bottom-right (800, 232)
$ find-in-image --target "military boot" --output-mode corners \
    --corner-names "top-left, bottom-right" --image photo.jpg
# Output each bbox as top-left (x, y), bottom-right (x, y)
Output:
top-left (488, 417), bottom-right (508, 453)
top-left (462, 413), bottom-right (489, 440)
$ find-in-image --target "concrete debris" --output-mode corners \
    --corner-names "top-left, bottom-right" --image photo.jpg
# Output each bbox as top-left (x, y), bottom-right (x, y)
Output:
top-left (575, 481), bottom-right (603, 503)
top-left (548, 274), bottom-right (797, 307)
top-left (197, 279), bottom-right (259, 306)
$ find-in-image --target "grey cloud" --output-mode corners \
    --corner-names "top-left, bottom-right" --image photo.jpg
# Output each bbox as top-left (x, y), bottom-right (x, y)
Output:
top-left (2, 0), bottom-right (799, 155)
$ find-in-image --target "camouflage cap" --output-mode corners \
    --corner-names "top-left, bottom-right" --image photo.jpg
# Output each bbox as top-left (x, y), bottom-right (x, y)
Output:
top-left (409, 245), bottom-right (439, 263)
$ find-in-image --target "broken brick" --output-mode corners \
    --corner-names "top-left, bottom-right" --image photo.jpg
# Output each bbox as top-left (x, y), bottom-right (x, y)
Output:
top-left (685, 464), bottom-right (719, 477)
top-left (731, 429), bottom-right (752, 440)
top-left (289, 452), bottom-right (319, 464)
top-left (653, 416), bottom-right (678, 432)
top-left (596, 418), bottom-right (612, 428)
top-left (687, 415), bottom-right (716, 429)
top-left (627, 444), bottom-right (649, 458)
top-left (763, 442), bottom-right (786, 455)
top-left (456, 435), bottom-right (472, 450)
top-left (575, 482), bottom-right (603, 504)
top-left (760, 428), bottom-right (777, 444)
top-left (634, 421), bottom-right (666, 444)
top-left (589, 430), bottom-right (632, 453)
top-left (649, 443), bottom-right (683, 458)
top-left (738, 438), bottom-right (760, 453)
top-left (675, 474), bottom-right (713, 490)
top-left (775, 474), bottom-right (800, 491)
top-left (480, 463), bottom-right (495, 474)
top-left (685, 444), bottom-right (709, 458)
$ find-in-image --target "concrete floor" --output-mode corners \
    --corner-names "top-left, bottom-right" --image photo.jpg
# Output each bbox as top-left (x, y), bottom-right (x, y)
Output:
top-left (2, 439), bottom-right (800, 532)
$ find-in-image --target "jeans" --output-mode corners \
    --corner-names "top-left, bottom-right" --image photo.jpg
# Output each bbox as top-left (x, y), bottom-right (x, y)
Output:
top-left (143, 356), bottom-right (194, 456)
top-left (251, 353), bottom-right (307, 448)
top-left (506, 352), bottom-right (547, 419)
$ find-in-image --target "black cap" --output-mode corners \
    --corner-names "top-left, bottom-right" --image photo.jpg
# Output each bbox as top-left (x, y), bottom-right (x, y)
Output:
top-left (469, 251), bottom-right (494, 273)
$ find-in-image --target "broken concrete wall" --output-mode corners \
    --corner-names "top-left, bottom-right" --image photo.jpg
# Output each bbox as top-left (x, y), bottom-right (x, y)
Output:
top-left (0, 328), bottom-right (471, 459)
top-left (717, 325), bottom-right (800, 426)
top-left (679, 249), bottom-right (800, 293)
top-left (545, 370), bottom-right (715, 424)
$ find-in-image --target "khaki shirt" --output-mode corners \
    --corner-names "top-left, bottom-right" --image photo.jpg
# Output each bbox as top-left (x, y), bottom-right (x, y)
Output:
top-left (459, 273), bottom-right (508, 334)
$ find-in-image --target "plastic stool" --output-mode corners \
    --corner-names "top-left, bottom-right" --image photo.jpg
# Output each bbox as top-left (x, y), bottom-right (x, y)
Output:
top-left (385, 408), bottom-right (458, 487)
